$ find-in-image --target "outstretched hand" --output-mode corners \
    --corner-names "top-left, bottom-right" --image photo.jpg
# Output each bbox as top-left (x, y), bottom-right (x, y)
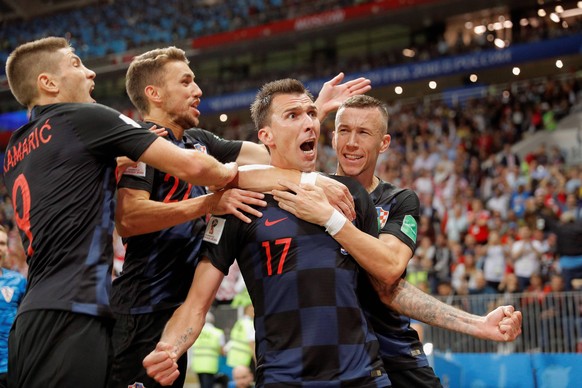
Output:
top-left (316, 72), bottom-right (372, 121)
top-left (484, 305), bottom-right (523, 342)
top-left (143, 342), bottom-right (180, 386)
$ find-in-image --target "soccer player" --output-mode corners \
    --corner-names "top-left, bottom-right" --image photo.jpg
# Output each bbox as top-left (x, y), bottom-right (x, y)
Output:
top-left (0, 226), bottom-right (26, 388)
top-left (109, 46), bottom-right (370, 387)
top-left (274, 95), bottom-right (523, 387)
top-left (143, 79), bottom-right (399, 386)
top-left (2, 37), bottom-right (240, 387)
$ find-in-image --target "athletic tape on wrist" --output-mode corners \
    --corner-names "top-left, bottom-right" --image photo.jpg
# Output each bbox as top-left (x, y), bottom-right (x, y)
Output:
top-left (300, 172), bottom-right (318, 185)
top-left (324, 209), bottom-right (347, 236)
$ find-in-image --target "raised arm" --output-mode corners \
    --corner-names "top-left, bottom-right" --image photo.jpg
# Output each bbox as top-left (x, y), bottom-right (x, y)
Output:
top-left (314, 72), bottom-right (372, 122)
top-left (143, 259), bottom-right (224, 385)
top-left (374, 278), bottom-right (523, 341)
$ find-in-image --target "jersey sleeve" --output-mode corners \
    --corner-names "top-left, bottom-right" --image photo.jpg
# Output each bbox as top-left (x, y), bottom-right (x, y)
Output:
top-left (69, 103), bottom-right (158, 161)
top-left (117, 162), bottom-right (155, 194)
top-left (185, 128), bottom-right (243, 163)
top-left (200, 215), bottom-right (241, 275)
top-left (380, 189), bottom-right (420, 253)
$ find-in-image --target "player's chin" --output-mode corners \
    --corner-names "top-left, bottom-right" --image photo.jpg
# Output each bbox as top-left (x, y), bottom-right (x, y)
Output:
top-left (339, 161), bottom-right (363, 176)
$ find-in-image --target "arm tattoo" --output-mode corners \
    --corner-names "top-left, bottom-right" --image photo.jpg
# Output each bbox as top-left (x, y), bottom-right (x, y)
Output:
top-left (381, 279), bottom-right (482, 337)
top-left (175, 327), bottom-right (194, 349)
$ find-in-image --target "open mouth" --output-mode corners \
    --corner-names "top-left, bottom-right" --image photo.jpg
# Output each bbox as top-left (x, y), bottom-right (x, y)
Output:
top-left (300, 139), bottom-right (315, 153)
top-left (89, 85), bottom-right (96, 102)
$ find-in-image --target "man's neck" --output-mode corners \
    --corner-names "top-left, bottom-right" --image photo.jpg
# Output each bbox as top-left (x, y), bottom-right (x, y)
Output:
top-left (143, 115), bottom-right (184, 140)
top-left (336, 167), bottom-right (378, 193)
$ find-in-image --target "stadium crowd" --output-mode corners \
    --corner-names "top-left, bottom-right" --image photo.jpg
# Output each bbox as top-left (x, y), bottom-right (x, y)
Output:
top-left (0, 0), bottom-right (356, 65)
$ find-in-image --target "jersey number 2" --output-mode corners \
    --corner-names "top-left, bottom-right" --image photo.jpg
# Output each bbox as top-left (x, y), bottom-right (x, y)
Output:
top-left (163, 174), bottom-right (192, 203)
top-left (262, 238), bottom-right (292, 275)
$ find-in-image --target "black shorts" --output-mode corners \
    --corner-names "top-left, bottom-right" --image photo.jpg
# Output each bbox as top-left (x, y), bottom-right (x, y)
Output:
top-left (7, 310), bottom-right (113, 388)
top-left (388, 366), bottom-right (443, 388)
top-left (108, 310), bottom-right (187, 388)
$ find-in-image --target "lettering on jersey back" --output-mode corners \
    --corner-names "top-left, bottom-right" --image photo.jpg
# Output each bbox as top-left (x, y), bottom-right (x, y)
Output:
top-left (4, 119), bottom-right (53, 173)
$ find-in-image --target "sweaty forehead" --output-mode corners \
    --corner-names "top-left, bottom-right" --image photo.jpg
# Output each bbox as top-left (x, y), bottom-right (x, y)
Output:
top-left (160, 61), bottom-right (194, 83)
top-left (337, 106), bottom-right (384, 131)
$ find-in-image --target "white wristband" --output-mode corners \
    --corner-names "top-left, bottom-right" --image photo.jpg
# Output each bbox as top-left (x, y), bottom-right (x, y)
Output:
top-left (300, 171), bottom-right (318, 185)
top-left (324, 209), bottom-right (347, 236)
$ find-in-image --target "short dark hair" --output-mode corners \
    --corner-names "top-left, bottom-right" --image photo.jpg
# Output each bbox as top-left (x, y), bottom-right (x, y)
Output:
top-left (250, 78), bottom-right (313, 130)
top-left (6, 37), bottom-right (70, 107)
top-left (337, 95), bottom-right (389, 134)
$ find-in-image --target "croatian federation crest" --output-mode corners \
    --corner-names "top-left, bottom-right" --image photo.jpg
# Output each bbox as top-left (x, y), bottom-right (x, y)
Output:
top-left (1, 286), bottom-right (14, 303)
top-left (376, 207), bottom-right (389, 229)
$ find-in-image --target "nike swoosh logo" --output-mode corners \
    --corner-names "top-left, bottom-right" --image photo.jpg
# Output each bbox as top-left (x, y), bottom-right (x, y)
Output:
top-left (265, 217), bottom-right (288, 227)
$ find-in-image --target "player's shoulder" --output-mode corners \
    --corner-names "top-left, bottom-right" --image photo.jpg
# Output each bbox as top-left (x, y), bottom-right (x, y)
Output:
top-left (184, 127), bottom-right (206, 137)
top-left (185, 127), bottom-right (217, 142)
top-left (69, 103), bottom-right (143, 126)
top-left (63, 102), bottom-right (118, 114)
top-left (375, 179), bottom-right (418, 203)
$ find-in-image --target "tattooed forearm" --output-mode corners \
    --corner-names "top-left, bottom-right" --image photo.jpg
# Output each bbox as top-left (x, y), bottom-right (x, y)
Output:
top-left (175, 327), bottom-right (194, 350)
top-left (379, 279), bottom-right (483, 337)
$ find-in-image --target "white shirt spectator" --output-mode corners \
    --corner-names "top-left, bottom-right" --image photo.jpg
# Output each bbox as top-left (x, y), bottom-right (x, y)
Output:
top-left (511, 239), bottom-right (544, 278)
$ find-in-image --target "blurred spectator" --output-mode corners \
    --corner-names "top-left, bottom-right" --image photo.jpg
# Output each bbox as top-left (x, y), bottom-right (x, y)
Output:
top-left (493, 273), bottom-right (522, 314)
top-left (499, 144), bottom-right (520, 170)
top-left (561, 193), bottom-right (582, 222)
top-left (407, 235), bottom-right (434, 288)
top-left (225, 304), bottom-right (255, 371)
top-left (228, 365), bottom-right (255, 388)
top-left (466, 200), bottom-right (490, 245)
top-left (429, 233), bottom-right (453, 294)
top-left (539, 274), bottom-right (578, 352)
top-left (444, 203), bottom-right (469, 243)
top-left (486, 184), bottom-right (510, 220)
top-left (190, 311), bottom-right (226, 388)
top-left (451, 251), bottom-right (482, 295)
top-left (509, 181), bottom-right (532, 219)
top-left (510, 225), bottom-right (545, 290)
top-left (543, 211), bottom-right (582, 291)
top-left (481, 230), bottom-right (508, 293)
top-left (0, 225), bottom-right (26, 386)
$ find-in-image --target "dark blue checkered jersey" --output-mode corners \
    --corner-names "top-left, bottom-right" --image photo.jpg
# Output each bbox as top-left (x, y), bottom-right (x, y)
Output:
top-left (358, 178), bottom-right (428, 371)
top-left (110, 127), bottom-right (242, 314)
top-left (202, 175), bottom-right (390, 387)
top-left (2, 103), bottom-right (157, 318)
